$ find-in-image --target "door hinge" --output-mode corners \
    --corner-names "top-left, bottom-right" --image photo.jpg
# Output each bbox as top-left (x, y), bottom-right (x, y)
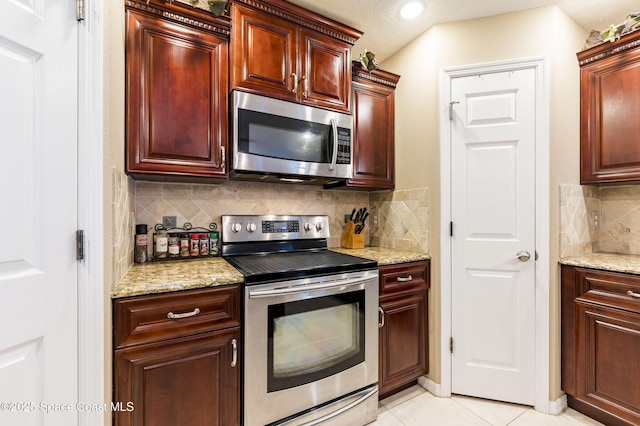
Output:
top-left (76, 0), bottom-right (85, 21)
top-left (450, 337), bottom-right (454, 354)
top-left (76, 230), bottom-right (85, 261)
top-left (449, 221), bottom-right (453, 237)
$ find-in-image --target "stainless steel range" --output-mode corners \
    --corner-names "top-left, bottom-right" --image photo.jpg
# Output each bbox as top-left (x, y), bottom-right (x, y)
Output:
top-left (221, 215), bottom-right (379, 426)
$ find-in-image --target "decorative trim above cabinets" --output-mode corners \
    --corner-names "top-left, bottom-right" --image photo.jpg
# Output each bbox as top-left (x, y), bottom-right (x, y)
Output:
top-left (352, 66), bottom-right (400, 89)
top-left (125, 0), bottom-right (230, 36)
top-left (232, 0), bottom-right (362, 44)
top-left (578, 33), bottom-right (640, 66)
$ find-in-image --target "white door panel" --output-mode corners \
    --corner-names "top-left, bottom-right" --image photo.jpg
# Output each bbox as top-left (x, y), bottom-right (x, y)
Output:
top-left (451, 69), bottom-right (536, 405)
top-left (0, 0), bottom-right (78, 424)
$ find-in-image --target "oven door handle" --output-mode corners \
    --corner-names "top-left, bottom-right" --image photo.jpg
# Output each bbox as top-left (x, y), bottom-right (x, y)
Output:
top-left (248, 276), bottom-right (371, 298)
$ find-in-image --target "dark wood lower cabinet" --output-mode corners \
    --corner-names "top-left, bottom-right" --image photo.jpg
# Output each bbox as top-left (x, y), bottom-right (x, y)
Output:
top-left (113, 286), bottom-right (240, 426)
top-left (561, 265), bottom-right (640, 426)
top-left (114, 330), bottom-right (240, 426)
top-left (378, 260), bottom-right (430, 398)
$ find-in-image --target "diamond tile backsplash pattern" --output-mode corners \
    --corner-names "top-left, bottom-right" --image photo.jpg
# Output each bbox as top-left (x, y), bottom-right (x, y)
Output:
top-left (111, 180), bottom-right (431, 282)
top-left (370, 188), bottom-right (429, 253)
top-left (134, 180), bottom-right (369, 250)
top-left (599, 185), bottom-right (640, 254)
top-left (112, 168), bottom-right (135, 282)
top-left (560, 183), bottom-right (640, 257)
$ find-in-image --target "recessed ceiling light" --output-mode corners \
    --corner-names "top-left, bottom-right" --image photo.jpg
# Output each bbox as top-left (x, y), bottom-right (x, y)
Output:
top-left (400, 1), bottom-right (424, 20)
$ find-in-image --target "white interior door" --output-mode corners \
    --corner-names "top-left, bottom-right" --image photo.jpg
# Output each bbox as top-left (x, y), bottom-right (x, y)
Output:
top-left (450, 68), bottom-right (536, 405)
top-left (0, 1), bottom-right (78, 425)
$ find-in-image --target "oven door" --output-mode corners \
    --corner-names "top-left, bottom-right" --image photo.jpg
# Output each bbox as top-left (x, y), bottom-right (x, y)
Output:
top-left (232, 91), bottom-right (353, 180)
top-left (243, 270), bottom-right (379, 426)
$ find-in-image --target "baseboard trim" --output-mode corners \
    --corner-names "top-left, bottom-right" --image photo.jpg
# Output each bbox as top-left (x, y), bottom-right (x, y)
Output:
top-left (544, 393), bottom-right (568, 415)
top-left (418, 376), bottom-right (450, 397)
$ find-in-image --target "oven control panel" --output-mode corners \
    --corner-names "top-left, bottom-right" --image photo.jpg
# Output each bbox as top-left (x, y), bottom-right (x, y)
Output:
top-left (221, 215), bottom-right (330, 243)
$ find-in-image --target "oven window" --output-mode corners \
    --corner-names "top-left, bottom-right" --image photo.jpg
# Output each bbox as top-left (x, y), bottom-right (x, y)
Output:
top-left (267, 290), bottom-right (365, 392)
top-left (238, 109), bottom-right (332, 163)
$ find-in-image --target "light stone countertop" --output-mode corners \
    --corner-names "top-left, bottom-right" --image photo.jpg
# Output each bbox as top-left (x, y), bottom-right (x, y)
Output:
top-left (559, 252), bottom-right (640, 275)
top-left (330, 246), bottom-right (430, 266)
top-left (111, 257), bottom-right (244, 299)
top-left (112, 247), bottom-right (430, 299)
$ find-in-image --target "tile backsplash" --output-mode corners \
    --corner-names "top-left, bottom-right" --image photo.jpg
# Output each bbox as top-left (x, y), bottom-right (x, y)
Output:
top-left (560, 183), bottom-right (640, 257)
top-left (111, 179), bottom-right (431, 283)
top-left (370, 188), bottom-right (430, 253)
top-left (133, 180), bottom-right (369, 250)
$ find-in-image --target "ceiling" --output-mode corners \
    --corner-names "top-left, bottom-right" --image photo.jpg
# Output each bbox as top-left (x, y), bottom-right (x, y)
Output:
top-left (288, 0), bottom-right (639, 62)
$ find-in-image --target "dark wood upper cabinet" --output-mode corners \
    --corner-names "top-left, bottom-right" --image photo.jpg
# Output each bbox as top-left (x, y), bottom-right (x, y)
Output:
top-left (578, 30), bottom-right (640, 184)
top-left (345, 63), bottom-right (400, 190)
top-left (230, 0), bottom-right (362, 113)
top-left (125, 0), bottom-right (229, 182)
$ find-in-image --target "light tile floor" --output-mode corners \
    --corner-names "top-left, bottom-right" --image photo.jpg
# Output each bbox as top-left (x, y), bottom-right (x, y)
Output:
top-left (372, 386), bottom-right (605, 426)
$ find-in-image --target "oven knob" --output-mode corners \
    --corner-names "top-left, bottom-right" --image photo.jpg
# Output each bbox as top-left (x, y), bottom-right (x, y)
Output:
top-left (304, 222), bottom-right (312, 232)
top-left (246, 222), bottom-right (257, 232)
top-left (315, 222), bottom-right (323, 232)
top-left (231, 222), bottom-right (242, 233)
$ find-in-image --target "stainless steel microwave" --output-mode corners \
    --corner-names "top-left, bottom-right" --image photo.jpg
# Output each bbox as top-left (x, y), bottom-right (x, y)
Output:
top-left (231, 91), bottom-right (353, 184)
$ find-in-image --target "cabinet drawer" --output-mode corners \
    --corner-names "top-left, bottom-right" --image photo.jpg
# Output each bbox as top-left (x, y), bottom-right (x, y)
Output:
top-left (114, 286), bottom-right (240, 349)
top-left (379, 261), bottom-right (430, 296)
top-left (575, 268), bottom-right (640, 313)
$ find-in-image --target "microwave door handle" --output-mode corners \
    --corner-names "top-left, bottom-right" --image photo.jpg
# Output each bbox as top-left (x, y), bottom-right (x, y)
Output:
top-left (330, 118), bottom-right (338, 171)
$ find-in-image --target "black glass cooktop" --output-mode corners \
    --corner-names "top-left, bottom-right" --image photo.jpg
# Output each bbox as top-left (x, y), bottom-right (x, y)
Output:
top-left (224, 250), bottom-right (377, 285)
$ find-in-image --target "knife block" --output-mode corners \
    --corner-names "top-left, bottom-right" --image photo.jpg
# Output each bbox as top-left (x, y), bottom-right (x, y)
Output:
top-left (341, 221), bottom-right (364, 249)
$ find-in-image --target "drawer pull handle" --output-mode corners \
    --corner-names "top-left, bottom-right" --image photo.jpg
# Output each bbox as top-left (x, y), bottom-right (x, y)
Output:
top-left (231, 339), bottom-right (238, 367)
top-left (378, 307), bottom-right (384, 328)
top-left (627, 290), bottom-right (640, 299)
top-left (397, 275), bottom-right (413, 282)
top-left (167, 307), bottom-right (200, 319)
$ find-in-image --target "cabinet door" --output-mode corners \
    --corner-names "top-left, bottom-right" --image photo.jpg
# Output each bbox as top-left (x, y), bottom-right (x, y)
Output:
top-left (578, 31), bottom-right (640, 184)
top-left (344, 65), bottom-right (399, 190)
top-left (230, 4), bottom-right (298, 102)
top-left (114, 329), bottom-right (240, 426)
top-left (299, 28), bottom-right (351, 112)
top-left (126, 9), bottom-right (228, 181)
top-left (379, 291), bottom-right (428, 397)
top-left (574, 301), bottom-right (640, 425)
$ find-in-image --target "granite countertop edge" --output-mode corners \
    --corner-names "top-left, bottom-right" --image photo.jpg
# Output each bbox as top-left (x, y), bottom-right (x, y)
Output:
top-left (559, 252), bottom-right (640, 276)
top-left (111, 247), bottom-right (431, 299)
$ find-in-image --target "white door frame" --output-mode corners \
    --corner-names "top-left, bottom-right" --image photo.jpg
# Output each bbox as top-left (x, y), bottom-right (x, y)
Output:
top-left (439, 57), bottom-right (552, 413)
top-left (78, 1), bottom-right (105, 424)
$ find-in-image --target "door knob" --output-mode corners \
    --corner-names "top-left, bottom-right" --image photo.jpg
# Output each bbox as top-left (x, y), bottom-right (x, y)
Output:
top-left (513, 250), bottom-right (531, 262)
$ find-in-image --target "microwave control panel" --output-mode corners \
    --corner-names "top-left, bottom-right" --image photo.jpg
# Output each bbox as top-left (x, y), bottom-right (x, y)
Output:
top-left (337, 128), bottom-right (351, 164)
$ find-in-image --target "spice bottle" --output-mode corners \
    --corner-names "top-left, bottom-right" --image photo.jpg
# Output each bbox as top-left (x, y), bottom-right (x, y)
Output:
top-left (179, 233), bottom-right (190, 257)
top-left (189, 233), bottom-right (200, 256)
top-left (209, 231), bottom-right (219, 256)
top-left (199, 233), bottom-right (209, 256)
top-left (155, 229), bottom-right (168, 259)
top-left (134, 224), bottom-right (148, 263)
top-left (168, 233), bottom-right (180, 258)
